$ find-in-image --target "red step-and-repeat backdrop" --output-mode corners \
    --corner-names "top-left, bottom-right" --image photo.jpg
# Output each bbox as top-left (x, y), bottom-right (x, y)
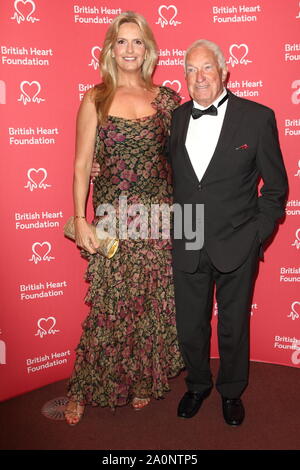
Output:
top-left (0, 0), bottom-right (299, 402)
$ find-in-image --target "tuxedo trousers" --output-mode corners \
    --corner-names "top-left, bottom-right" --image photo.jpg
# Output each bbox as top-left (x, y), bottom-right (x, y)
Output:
top-left (173, 238), bottom-right (260, 399)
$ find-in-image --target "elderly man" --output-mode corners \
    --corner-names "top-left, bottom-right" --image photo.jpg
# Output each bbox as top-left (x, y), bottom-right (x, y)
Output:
top-left (169, 39), bottom-right (288, 425)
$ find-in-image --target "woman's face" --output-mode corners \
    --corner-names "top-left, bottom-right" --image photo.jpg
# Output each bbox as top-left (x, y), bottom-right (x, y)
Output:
top-left (112, 22), bottom-right (146, 74)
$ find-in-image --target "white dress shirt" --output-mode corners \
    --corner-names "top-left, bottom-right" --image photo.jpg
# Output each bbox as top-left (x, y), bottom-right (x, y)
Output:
top-left (185, 89), bottom-right (228, 182)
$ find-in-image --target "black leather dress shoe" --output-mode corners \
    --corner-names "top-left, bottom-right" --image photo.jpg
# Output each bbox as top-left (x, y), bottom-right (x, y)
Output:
top-left (222, 397), bottom-right (245, 426)
top-left (177, 390), bottom-right (210, 419)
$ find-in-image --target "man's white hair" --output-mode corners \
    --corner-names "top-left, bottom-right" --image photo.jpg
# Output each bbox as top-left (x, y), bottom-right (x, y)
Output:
top-left (184, 39), bottom-right (227, 71)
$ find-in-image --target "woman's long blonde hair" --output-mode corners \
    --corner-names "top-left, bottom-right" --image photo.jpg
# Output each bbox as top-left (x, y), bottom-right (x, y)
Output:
top-left (93, 11), bottom-right (158, 124)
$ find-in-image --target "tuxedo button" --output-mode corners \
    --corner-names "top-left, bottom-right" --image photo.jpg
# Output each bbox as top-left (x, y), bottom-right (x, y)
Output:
top-left (198, 183), bottom-right (202, 190)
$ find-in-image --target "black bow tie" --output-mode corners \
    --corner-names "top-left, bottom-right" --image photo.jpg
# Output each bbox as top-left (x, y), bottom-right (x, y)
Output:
top-left (191, 105), bottom-right (217, 119)
top-left (191, 93), bottom-right (228, 119)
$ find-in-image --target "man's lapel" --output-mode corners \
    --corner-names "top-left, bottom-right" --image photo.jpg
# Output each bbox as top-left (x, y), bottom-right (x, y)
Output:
top-left (178, 99), bottom-right (193, 144)
top-left (177, 100), bottom-right (201, 184)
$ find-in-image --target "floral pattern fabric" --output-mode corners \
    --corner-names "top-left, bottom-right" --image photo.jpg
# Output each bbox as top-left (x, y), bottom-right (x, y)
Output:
top-left (67, 86), bottom-right (184, 408)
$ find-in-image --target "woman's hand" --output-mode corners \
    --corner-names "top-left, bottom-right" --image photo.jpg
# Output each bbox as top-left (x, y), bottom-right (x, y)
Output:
top-left (90, 158), bottom-right (101, 181)
top-left (74, 218), bottom-right (100, 254)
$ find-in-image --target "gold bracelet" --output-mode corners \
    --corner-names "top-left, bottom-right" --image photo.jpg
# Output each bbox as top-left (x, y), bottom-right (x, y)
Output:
top-left (74, 215), bottom-right (86, 219)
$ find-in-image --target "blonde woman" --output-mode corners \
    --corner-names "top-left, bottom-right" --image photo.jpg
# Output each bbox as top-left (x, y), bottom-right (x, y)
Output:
top-left (64, 11), bottom-right (184, 425)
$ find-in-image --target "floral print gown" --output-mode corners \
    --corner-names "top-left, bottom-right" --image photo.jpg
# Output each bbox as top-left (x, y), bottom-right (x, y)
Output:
top-left (67, 86), bottom-right (184, 408)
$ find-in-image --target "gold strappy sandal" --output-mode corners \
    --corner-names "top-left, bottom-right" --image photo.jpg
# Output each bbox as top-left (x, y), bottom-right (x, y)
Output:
top-left (131, 397), bottom-right (150, 411)
top-left (64, 400), bottom-right (85, 426)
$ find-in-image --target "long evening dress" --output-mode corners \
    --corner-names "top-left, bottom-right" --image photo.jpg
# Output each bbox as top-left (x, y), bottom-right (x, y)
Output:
top-left (67, 86), bottom-right (184, 408)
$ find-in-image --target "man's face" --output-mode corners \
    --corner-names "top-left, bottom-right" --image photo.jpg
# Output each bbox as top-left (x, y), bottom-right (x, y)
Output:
top-left (185, 46), bottom-right (227, 107)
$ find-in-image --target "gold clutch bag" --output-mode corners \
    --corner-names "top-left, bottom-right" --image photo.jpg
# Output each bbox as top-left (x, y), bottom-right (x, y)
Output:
top-left (63, 216), bottom-right (119, 259)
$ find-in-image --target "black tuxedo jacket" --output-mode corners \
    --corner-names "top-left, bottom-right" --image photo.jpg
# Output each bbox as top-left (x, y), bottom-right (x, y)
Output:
top-left (168, 90), bottom-right (288, 273)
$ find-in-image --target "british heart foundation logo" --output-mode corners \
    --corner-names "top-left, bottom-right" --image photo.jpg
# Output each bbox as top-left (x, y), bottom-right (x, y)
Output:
top-left (156, 5), bottom-right (182, 28)
top-left (291, 228), bottom-right (300, 249)
top-left (24, 168), bottom-right (51, 191)
top-left (18, 81), bottom-right (45, 105)
top-left (11, 0), bottom-right (40, 24)
top-left (227, 44), bottom-right (252, 68)
top-left (162, 79), bottom-right (182, 94)
top-left (288, 301), bottom-right (300, 321)
top-left (29, 242), bottom-right (55, 264)
top-left (35, 317), bottom-right (60, 338)
top-left (88, 46), bottom-right (102, 70)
